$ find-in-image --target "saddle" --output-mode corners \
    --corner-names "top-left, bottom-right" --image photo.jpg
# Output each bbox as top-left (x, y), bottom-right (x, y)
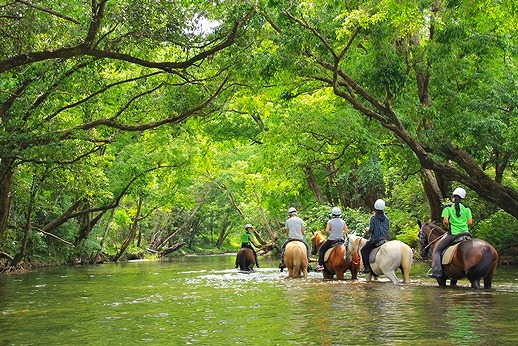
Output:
top-left (368, 239), bottom-right (388, 263)
top-left (441, 232), bottom-right (472, 265)
top-left (323, 239), bottom-right (345, 262)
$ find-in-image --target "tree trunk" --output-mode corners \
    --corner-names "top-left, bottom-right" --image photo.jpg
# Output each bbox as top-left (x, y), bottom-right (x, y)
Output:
top-left (420, 169), bottom-right (443, 222)
top-left (11, 174), bottom-right (37, 267)
top-left (112, 196), bottom-right (142, 262)
top-left (215, 213), bottom-right (230, 249)
top-left (95, 207), bottom-right (116, 262)
top-left (0, 158), bottom-right (14, 240)
top-left (302, 165), bottom-right (325, 203)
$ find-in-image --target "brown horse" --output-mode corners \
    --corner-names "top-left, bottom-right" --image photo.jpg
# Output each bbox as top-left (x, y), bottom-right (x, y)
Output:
top-left (235, 247), bottom-right (256, 271)
top-left (311, 230), bottom-right (360, 280)
top-left (418, 221), bottom-right (498, 289)
top-left (284, 241), bottom-right (308, 278)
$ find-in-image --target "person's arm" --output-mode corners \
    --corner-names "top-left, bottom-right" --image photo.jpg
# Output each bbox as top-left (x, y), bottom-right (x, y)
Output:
top-left (466, 208), bottom-right (473, 227)
top-left (324, 222), bottom-right (331, 235)
top-left (251, 236), bottom-right (261, 248)
top-left (343, 223), bottom-right (349, 236)
top-left (443, 217), bottom-right (450, 228)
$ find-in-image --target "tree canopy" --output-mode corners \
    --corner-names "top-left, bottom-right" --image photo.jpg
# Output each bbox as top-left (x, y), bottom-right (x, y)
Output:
top-left (1, 0), bottom-right (517, 269)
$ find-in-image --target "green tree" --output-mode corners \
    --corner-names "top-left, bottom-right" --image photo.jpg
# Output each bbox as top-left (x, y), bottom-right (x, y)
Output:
top-left (256, 0), bottom-right (518, 221)
top-left (0, 0), bottom-right (255, 265)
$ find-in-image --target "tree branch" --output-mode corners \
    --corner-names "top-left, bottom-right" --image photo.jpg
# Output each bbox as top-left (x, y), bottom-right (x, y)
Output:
top-left (15, 0), bottom-right (80, 24)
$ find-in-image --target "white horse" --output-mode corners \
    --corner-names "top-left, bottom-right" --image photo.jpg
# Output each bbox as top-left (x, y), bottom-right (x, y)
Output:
top-left (347, 235), bottom-right (413, 284)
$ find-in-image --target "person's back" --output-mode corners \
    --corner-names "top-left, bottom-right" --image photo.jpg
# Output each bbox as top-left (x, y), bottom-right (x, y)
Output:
top-left (369, 212), bottom-right (390, 242)
top-left (286, 216), bottom-right (305, 240)
top-left (441, 203), bottom-right (471, 235)
top-left (328, 217), bottom-right (346, 241)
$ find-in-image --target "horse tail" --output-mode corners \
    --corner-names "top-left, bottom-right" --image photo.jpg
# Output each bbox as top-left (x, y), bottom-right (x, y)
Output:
top-left (466, 244), bottom-right (495, 283)
top-left (237, 249), bottom-right (252, 271)
top-left (400, 243), bottom-right (413, 284)
top-left (238, 250), bottom-right (248, 271)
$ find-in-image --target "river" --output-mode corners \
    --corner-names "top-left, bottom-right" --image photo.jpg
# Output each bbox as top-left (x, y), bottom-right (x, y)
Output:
top-left (1, 255), bottom-right (517, 345)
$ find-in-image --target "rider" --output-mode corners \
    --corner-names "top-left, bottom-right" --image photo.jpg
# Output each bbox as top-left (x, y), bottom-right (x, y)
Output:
top-left (279, 207), bottom-right (311, 271)
top-left (240, 223), bottom-right (261, 268)
top-left (316, 207), bottom-right (349, 271)
top-left (361, 199), bottom-right (390, 274)
top-left (428, 187), bottom-right (473, 279)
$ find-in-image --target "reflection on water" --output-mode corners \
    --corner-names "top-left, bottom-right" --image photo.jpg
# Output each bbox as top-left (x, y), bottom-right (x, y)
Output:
top-left (1, 257), bottom-right (518, 345)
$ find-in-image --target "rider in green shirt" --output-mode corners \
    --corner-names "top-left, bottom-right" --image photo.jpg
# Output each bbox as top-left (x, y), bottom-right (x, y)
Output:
top-left (429, 187), bottom-right (473, 278)
top-left (240, 224), bottom-right (260, 268)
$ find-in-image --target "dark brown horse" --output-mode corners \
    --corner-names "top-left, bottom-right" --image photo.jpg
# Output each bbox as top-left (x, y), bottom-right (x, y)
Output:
top-left (235, 247), bottom-right (256, 271)
top-left (418, 221), bottom-right (498, 289)
top-left (311, 230), bottom-right (360, 280)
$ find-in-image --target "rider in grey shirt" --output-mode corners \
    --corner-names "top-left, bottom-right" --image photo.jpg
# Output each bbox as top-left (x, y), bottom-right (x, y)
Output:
top-left (279, 207), bottom-right (311, 270)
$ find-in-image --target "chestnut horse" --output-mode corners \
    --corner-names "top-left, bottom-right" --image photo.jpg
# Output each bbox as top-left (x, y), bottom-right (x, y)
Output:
top-left (347, 235), bottom-right (413, 284)
top-left (284, 241), bottom-right (308, 278)
top-left (235, 247), bottom-right (256, 271)
top-left (418, 221), bottom-right (498, 289)
top-left (311, 230), bottom-right (360, 280)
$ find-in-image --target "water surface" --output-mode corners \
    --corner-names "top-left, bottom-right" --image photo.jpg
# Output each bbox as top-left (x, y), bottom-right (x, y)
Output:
top-left (1, 256), bottom-right (517, 345)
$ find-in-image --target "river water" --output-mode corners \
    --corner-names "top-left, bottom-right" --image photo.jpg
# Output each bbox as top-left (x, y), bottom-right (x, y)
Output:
top-left (1, 255), bottom-right (518, 345)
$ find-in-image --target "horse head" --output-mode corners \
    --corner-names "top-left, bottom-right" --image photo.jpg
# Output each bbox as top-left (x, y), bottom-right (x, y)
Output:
top-left (346, 234), bottom-right (365, 254)
top-left (418, 221), bottom-right (447, 258)
top-left (310, 230), bottom-right (326, 256)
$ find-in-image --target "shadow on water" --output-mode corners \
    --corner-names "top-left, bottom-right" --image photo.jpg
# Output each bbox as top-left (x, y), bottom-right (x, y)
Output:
top-left (1, 256), bottom-right (518, 345)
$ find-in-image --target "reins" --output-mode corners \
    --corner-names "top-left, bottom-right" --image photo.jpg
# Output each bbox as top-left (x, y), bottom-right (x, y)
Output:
top-left (345, 235), bottom-right (362, 265)
top-left (422, 225), bottom-right (446, 250)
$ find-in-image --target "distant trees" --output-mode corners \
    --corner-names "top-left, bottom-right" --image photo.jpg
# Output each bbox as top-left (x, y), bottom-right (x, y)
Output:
top-left (0, 0), bottom-right (254, 266)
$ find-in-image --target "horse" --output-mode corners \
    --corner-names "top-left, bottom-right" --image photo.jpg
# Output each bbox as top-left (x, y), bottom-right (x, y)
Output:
top-left (311, 230), bottom-right (360, 280)
top-left (235, 247), bottom-right (256, 271)
top-left (347, 235), bottom-right (413, 284)
top-left (284, 241), bottom-right (308, 278)
top-left (418, 221), bottom-right (498, 289)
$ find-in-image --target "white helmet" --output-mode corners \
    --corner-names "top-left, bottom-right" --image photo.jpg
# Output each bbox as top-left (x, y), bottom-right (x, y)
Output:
top-left (244, 223), bottom-right (253, 229)
top-left (452, 187), bottom-right (466, 199)
top-left (288, 207), bottom-right (297, 215)
top-left (331, 207), bottom-right (341, 216)
top-left (374, 199), bottom-right (385, 210)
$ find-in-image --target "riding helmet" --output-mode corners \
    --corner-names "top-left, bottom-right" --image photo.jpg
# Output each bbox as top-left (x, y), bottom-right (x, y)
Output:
top-left (374, 199), bottom-right (386, 210)
top-left (331, 207), bottom-right (341, 216)
top-left (452, 187), bottom-right (466, 199)
top-left (244, 223), bottom-right (253, 229)
top-left (288, 207), bottom-right (297, 215)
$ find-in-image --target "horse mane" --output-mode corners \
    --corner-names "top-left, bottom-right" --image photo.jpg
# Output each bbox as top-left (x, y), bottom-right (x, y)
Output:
top-left (347, 234), bottom-right (366, 250)
top-left (313, 230), bottom-right (326, 240)
top-left (421, 222), bottom-right (447, 235)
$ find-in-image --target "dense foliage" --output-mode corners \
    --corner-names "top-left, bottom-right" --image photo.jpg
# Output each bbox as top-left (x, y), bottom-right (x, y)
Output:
top-left (1, 0), bottom-right (517, 269)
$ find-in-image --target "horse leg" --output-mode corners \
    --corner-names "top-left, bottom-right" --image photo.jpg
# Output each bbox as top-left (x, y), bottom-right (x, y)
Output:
top-left (350, 266), bottom-right (358, 280)
top-left (470, 279), bottom-right (481, 289)
top-left (336, 271), bottom-right (345, 280)
top-left (483, 275), bottom-right (493, 289)
top-left (436, 277), bottom-right (447, 287)
top-left (323, 269), bottom-right (332, 280)
top-left (450, 279), bottom-right (458, 286)
top-left (384, 270), bottom-right (400, 284)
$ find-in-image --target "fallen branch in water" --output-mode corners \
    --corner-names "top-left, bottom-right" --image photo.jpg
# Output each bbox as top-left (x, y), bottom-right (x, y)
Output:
top-left (32, 227), bottom-right (75, 247)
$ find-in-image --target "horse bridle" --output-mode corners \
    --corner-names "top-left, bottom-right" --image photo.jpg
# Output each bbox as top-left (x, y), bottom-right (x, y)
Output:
top-left (345, 235), bottom-right (361, 265)
top-left (420, 225), bottom-right (444, 251)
